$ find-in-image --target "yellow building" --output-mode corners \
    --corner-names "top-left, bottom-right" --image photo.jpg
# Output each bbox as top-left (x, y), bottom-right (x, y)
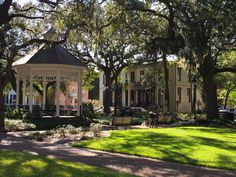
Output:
top-left (99, 61), bottom-right (204, 113)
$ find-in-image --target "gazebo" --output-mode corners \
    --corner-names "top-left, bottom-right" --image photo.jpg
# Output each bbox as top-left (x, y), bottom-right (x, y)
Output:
top-left (12, 44), bottom-right (86, 117)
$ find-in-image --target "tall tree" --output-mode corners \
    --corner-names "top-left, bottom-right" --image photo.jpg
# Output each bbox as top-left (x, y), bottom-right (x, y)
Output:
top-left (118, 0), bottom-right (236, 120)
top-left (0, 0), bottom-right (64, 131)
top-left (174, 0), bottom-right (236, 120)
top-left (61, 0), bottom-right (141, 114)
top-left (117, 0), bottom-right (184, 112)
top-left (215, 51), bottom-right (236, 108)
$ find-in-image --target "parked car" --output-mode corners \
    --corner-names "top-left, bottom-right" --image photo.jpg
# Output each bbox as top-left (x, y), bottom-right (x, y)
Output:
top-left (218, 107), bottom-right (234, 122)
top-left (229, 108), bottom-right (236, 114)
top-left (128, 107), bottom-right (148, 116)
top-left (120, 106), bottom-right (131, 116)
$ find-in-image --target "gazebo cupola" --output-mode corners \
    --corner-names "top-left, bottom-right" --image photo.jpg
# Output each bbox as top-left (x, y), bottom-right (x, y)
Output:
top-left (12, 44), bottom-right (86, 117)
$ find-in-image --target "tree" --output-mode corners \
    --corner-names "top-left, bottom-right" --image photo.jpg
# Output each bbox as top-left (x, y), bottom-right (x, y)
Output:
top-left (118, 0), bottom-right (236, 120)
top-left (61, 0), bottom-right (141, 115)
top-left (0, 0), bottom-right (65, 131)
top-left (174, 0), bottom-right (236, 120)
top-left (215, 51), bottom-right (236, 108)
top-left (116, 0), bottom-right (184, 112)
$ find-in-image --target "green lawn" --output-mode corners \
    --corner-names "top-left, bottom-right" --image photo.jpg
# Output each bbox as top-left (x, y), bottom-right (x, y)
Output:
top-left (0, 150), bottom-right (135, 177)
top-left (73, 126), bottom-right (236, 171)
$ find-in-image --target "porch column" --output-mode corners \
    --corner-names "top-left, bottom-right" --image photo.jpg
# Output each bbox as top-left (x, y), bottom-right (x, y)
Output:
top-left (65, 81), bottom-right (69, 110)
top-left (56, 71), bottom-right (61, 117)
top-left (43, 79), bottom-right (47, 111)
top-left (128, 88), bottom-right (131, 106)
top-left (16, 77), bottom-right (20, 109)
top-left (29, 71), bottom-right (33, 113)
top-left (77, 72), bottom-right (82, 116)
top-left (122, 88), bottom-right (125, 106)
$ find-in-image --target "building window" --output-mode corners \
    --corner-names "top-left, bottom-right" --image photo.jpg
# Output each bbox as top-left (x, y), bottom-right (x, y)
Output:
top-left (187, 88), bottom-right (191, 103)
top-left (177, 87), bottom-right (182, 103)
top-left (177, 67), bottom-right (182, 81)
top-left (140, 71), bottom-right (144, 82)
top-left (131, 71), bottom-right (135, 83)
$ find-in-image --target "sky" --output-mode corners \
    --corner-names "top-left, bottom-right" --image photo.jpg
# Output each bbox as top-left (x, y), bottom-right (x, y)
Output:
top-left (15, 0), bottom-right (37, 4)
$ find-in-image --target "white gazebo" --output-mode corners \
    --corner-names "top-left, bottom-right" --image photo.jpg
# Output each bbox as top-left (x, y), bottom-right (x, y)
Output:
top-left (12, 44), bottom-right (86, 117)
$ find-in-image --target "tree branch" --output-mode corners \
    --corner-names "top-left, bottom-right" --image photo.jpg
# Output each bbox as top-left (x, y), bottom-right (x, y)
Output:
top-left (10, 14), bottom-right (44, 20)
top-left (216, 67), bottom-right (236, 73)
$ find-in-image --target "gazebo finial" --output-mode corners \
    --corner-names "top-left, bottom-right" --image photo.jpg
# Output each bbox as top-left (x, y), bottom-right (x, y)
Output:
top-left (43, 27), bottom-right (59, 42)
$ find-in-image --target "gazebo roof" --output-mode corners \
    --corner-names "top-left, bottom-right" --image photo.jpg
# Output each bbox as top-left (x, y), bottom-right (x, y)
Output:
top-left (13, 44), bottom-right (85, 67)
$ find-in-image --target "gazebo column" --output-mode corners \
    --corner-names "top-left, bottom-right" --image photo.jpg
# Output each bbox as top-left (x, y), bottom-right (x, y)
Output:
top-left (22, 79), bottom-right (26, 107)
top-left (42, 79), bottom-right (47, 111)
top-left (29, 72), bottom-right (33, 113)
top-left (16, 77), bottom-right (20, 109)
top-left (56, 71), bottom-right (61, 117)
top-left (65, 81), bottom-right (69, 110)
top-left (77, 72), bottom-right (82, 117)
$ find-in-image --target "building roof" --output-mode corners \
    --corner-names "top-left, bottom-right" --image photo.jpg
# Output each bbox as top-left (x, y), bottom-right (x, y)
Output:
top-left (13, 44), bottom-right (85, 67)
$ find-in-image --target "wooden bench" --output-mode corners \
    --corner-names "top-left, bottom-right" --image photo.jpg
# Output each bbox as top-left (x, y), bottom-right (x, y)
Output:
top-left (111, 117), bottom-right (132, 129)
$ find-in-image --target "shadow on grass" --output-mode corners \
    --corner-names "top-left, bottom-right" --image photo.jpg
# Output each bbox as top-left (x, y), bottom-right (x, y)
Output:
top-left (1, 132), bottom-right (236, 177)
top-left (0, 150), bottom-right (134, 177)
top-left (74, 127), bottom-right (236, 170)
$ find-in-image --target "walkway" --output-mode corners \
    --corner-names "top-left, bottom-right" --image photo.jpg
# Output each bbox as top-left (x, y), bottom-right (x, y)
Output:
top-left (0, 132), bottom-right (236, 177)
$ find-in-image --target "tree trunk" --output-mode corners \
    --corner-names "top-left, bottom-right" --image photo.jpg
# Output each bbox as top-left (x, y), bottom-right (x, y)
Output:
top-left (114, 78), bottom-right (120, 116)
top-left (104, 72), bottom-right (112, 115)
top-left (0, 83), bottom-right (5, 131)
top-left (162, 52), bottom-right (170, 112)
top-left (224, 89), bottom-right (231, 109)
top-left (201, 55), bottom-right (219, 120)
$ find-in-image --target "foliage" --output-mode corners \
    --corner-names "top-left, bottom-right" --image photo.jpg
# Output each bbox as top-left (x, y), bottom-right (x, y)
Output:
top-left (82, 102), bottom-right (97, 120)
top-left (27, 125), bottom-right (83, 141)
top-left (131, 117), bottom-right (146, 125)
top-left (54, 125), bottom-right (82, 137)
top-left (215, 52), bottom-right (236, 107)
top-left (74, 127), bottom-right (236, 171)
top-left (176, 113), bottom-right (195, 121)
top-left (0, 150), bottom-right (135, 177)
top-left (4, 108), bottom-right (30, 120)
top-left (27, 132), bottom-right (47, 141)
top-left (132, 111), bottom-right (149, 119)
top-left (90, 123), bottom-right (103, 137)
top-left (5, 119), bottom-right (36, 131)
top-left (32, 105), bottom-right (42, 118)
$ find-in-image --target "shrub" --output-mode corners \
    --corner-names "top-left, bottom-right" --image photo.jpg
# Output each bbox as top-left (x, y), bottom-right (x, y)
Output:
top-left (176, 113), bottom-right (194, 121)
top-left (132, 111), bottom-right (149, 119)
top-left (32, 105), bottom-right (42, 118)
top-left (82, 102), bottom-right (97, 120)
top-left (5, 119), bottom-right (36, 131)
top-left (5, 108), bottom-right (32, 120)
top-left (27, 132), bottom-right (46, 141)
top-left (90, 123), bottom-right (102, 137)
top-left (53, 125), bottom-right (82, 137)
top-left (131, 117), bottom-right (145, 125)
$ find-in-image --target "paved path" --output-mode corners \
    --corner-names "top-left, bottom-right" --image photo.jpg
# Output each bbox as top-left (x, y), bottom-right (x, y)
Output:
top-left (1, 132), bottom-right (236, 177)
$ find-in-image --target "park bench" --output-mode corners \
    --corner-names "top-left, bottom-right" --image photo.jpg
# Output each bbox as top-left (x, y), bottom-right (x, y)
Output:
top-left (111, 116), bottom-right (132, 129)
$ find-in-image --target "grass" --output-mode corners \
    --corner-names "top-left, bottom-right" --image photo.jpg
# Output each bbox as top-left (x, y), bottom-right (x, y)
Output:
top-left (0, 150), bottom-right (136, 177)
top-left (73, 126), bottom-right (236, 171)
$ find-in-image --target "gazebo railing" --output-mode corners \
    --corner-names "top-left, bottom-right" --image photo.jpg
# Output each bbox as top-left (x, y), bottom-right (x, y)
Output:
top-left (17, 104), bottom-right (78, 117)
